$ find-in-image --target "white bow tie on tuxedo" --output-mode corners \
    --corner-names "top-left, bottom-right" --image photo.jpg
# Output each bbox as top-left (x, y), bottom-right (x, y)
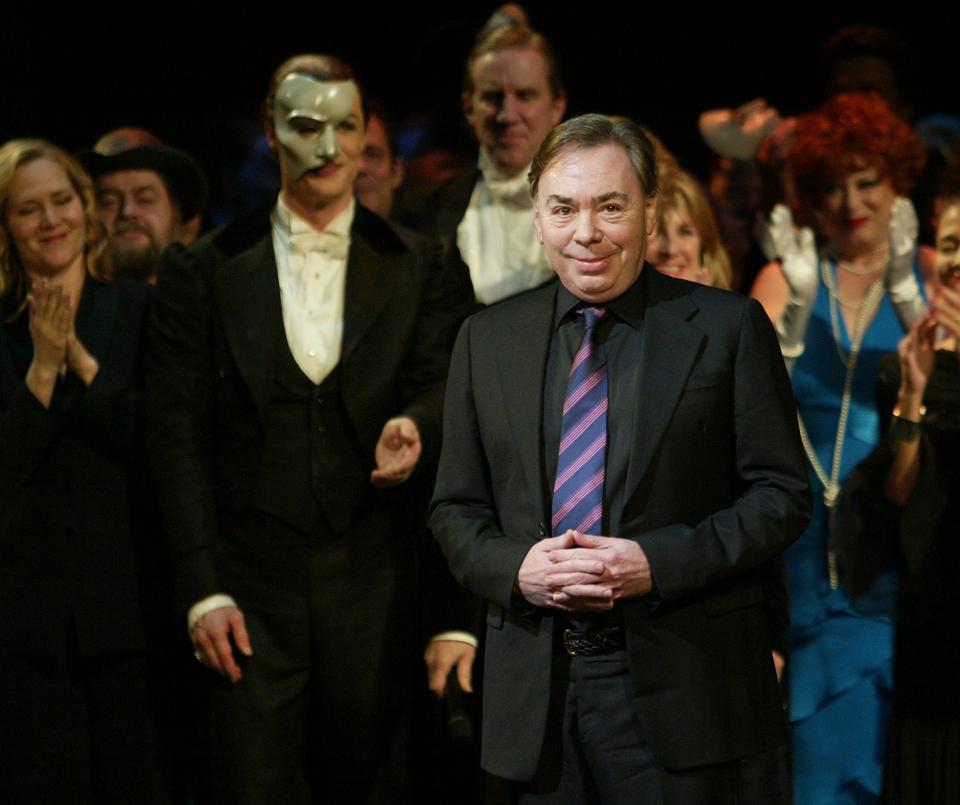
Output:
top-left (288, 229), bottom-right (351, 260)
top-left (484, 173), bottom-right (532, 208)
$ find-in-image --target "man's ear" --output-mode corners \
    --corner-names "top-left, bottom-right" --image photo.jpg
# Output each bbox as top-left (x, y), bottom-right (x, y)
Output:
top-left (534, 204), bottom-right (544, 245)
top-left (390, 157), bottom-right (405, 191)
top-left (549, 93), bottom-right (567, 128)
top-left (265, 120), bottom-right (278, 155)
top-left (645, 195), bottom-right (658, 236)
top-left (462, 92), bottom-right (476, 128)
top-left (180, 214), bottom-right (202, 246)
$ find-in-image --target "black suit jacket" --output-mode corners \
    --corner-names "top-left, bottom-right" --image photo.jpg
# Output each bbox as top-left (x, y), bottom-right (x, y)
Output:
top-left (0, 278), bottom-right (150, 656)
top-left (397, 168), bottom-right (478, 244)
top-left (430, 267), bottom-right (811, 779)
top-left (146, 205), bottom-right (473, 612)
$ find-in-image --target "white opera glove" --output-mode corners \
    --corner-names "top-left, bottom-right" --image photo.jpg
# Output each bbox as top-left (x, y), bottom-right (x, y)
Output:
top-left (886, 197), bottom-right (926, 329)
top-left (760, 203), bottom-right (818, 360)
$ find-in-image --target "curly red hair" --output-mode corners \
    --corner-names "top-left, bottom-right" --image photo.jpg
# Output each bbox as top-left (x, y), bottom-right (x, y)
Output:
top-left (788, 93), bottom-right (924, 226)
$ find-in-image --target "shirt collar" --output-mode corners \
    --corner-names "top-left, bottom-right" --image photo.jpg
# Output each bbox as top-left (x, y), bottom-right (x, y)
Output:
top-left (273, 193), bottom-right (356, 238)
top-left (478, 150), bottom-right (532, 192)
top-left (552, 264), bottom-right (649, 331)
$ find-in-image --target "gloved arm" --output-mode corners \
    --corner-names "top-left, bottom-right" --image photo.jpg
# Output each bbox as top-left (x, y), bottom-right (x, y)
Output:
top-left (759, 203), bottom-right (818, 365)
top-left (886, 197), bottom-right (926, 330)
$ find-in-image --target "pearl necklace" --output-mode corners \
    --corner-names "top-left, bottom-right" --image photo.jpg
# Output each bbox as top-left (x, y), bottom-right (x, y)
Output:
top-left (796, 259), bottom-right (884, 589)
top-left (833, 241), bottom-right (890, 276)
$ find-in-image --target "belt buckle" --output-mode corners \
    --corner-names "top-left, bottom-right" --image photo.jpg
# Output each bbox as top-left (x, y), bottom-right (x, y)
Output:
top-left (563, 628), bottom-right (578, 656)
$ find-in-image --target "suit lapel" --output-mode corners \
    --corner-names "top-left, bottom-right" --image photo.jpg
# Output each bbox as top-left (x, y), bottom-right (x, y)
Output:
top-left (496, 286), bottom-right (555, 523)
top-left (214, 235), bottom-right (282, 419)
top-left (624, 270), bottom-right (705, 500)
top-left (341, 208), bottom-right (397, 367)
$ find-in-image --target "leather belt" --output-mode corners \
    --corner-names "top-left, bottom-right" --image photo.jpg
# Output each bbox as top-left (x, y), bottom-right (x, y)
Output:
top-left (562, 626), bottom-right (626, 656)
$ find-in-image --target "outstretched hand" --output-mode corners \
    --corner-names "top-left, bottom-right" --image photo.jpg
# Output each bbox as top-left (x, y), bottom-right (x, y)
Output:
top-left (371, 416), bottom-right (421, 487)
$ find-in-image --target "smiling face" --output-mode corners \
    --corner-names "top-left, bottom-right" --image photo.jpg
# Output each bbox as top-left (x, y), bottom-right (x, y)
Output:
top-left (464, 47), bottom-right (565, 178)
top-left (935, 200), bottom-right (960, 287)
top-left (5, 157), bottom-right (86, 280)
top-left (815, 163), bottom-right (896, 257)
top-left (534, 144), bottom-right (655, 303)
top-left (270, 75), bottom-right (365, 216)
top-left (647, 200), bottom-right (711, 285)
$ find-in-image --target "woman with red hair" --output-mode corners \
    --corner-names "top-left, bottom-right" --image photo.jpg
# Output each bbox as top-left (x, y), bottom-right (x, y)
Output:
top-left (752, 93), bottom-right (926, 804)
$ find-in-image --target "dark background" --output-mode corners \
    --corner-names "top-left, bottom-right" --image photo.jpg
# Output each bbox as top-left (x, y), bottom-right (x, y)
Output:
top-left (2, 6), bottom-right (951, 202)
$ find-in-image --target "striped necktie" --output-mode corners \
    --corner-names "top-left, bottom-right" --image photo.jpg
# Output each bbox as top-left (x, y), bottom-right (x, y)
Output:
top-left (551, 306), bottom-right (608, 536)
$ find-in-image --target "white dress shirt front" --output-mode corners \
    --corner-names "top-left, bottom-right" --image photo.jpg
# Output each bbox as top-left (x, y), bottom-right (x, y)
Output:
top-left (456, 153), bottom-right (554, 305)
top-left (271, 194), bottom-right (354, 385)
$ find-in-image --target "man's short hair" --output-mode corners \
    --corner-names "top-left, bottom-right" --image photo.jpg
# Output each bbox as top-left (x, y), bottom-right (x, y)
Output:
top-left (528, 114), bottom-right (659, 200)
top-left (366, 98), bottom-right (398, 160)
top-left (463, 24), bottom-right (564, 100)
top-left (263, 53), bottom-right (368, 128)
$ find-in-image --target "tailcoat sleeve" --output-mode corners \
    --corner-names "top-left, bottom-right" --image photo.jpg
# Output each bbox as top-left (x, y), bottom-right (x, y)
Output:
top-left (145, 242), bottom-right (223, 611)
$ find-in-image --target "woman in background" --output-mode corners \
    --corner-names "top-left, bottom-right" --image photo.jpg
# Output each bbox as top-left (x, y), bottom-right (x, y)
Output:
top-left (857, 183), bottom-right (960, 803)
top-left (0, 139), bottom-right (161, 803)
top-left (752, 93), bottom-right (926, 804)
top-left (647, 167), bottom-right (734, 290)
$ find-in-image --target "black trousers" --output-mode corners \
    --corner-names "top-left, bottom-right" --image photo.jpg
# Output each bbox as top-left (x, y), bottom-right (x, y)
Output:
top-left (0, 645), bottom-right (164, 805)
top-left (515, 650), bottom-right (790, 805)
top-left (203, 513), bottom-right (418, 805)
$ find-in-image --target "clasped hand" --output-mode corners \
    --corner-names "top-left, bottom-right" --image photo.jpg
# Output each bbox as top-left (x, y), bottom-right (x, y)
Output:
top-left (517, 530), bottom-right (653, 613)
top-left (27, 279), bottom-right (99, 384)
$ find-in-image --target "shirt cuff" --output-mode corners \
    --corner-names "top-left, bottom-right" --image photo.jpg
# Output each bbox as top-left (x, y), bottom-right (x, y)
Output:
top-left (187, 594), bottom-right (238, 634)
top-left (429, 631), bottom-right (479, 648)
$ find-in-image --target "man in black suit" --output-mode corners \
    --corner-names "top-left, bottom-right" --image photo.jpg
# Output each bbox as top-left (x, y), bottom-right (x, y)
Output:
top-left (429, 114), bottom-right (811, 803)
top-left (146, 53), bottom-right (472, 803)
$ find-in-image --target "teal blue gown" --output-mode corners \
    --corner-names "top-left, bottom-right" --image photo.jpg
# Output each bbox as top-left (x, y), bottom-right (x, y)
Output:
top-left (787, 261), bottom-right (915, 804)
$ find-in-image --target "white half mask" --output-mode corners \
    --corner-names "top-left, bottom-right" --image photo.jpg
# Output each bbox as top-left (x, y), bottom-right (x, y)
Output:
top-left (273, 74), bottom-right (358, 178)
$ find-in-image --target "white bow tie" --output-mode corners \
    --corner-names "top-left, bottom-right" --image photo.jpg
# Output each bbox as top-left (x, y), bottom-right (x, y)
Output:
top-left (485, 175), bottom-right (531, 208)
top-left (289, 229), bottom-right (350, 260)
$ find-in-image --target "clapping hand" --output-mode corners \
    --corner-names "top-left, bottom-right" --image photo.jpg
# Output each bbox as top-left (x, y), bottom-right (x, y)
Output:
top-left (897, 315), bottom-right (937, 398)
top-left (27, 279), bottom-right (70, 376)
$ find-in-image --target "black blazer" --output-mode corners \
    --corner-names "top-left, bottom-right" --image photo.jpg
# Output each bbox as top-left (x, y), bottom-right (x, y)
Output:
top-left (397, 168), bottom-right (478, 243)
top-left (430, 267), bottom-right (811, 779)
top-left (146, 205), bottom-right (474, 612)
top-left (0, 278), bottom-right (151, 656)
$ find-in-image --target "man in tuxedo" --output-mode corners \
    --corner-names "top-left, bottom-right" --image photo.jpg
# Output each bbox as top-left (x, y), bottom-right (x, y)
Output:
top-left (429, 114), bottom-right (811, 803)
top-left (400, 23), bottom-right (566, 307)
top-left (146, 53), bottom-right (472, 803)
